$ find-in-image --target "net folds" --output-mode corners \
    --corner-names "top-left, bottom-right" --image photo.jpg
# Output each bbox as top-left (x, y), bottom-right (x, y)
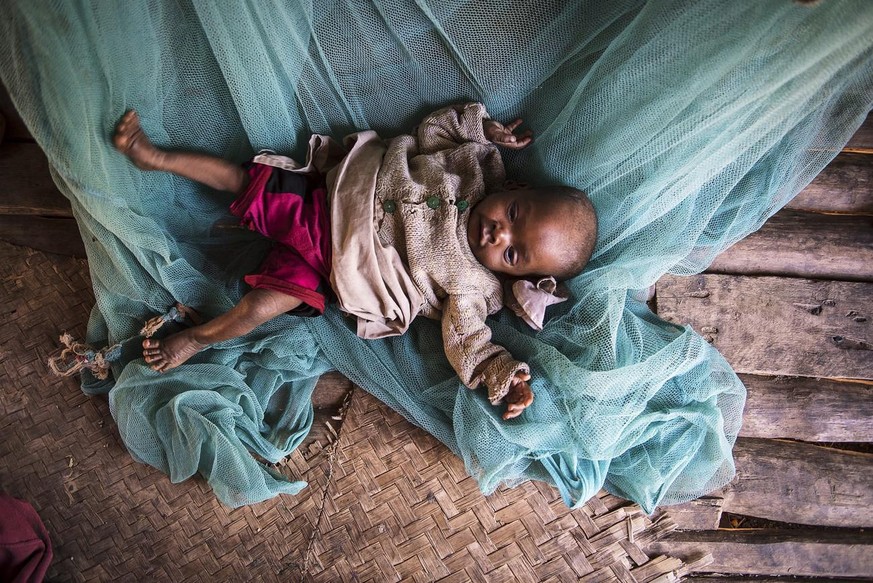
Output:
top-left (1, 0), bottom-right (871, 511)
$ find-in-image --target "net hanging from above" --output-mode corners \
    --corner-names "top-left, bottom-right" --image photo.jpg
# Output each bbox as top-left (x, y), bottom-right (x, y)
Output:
top-left (2, 0), bottom-right (871, 511)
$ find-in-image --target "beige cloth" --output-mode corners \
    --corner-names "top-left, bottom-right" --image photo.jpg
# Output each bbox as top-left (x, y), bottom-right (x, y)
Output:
top-left (255, 104), bottom-right (529, 404)
top-left (324, 130), bottom-right (425, 338)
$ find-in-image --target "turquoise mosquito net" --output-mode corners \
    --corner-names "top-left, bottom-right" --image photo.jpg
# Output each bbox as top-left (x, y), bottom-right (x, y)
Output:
top-left (2, 0), bottom-right (871, 512)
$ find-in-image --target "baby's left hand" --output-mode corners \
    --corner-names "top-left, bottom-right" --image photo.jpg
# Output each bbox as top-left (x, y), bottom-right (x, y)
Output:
top-left (484, 119), bottom-right (533, 150)
top-left (503, 371), bottom-right (534, 420)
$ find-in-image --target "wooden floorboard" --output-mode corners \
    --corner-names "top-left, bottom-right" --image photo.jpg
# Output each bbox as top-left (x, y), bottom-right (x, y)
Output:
top-left (658, 497), bottom-right (723, 531)
top-left (787, 152), bottom-right (873, 214)
top-left (657, 274), bottom-right (873, 380)
top-left (846, 112), bottom-right (873, 151)
top-left (646, 529), bottom-right (873, 579)
top-left (654, 114), bottom-right (873, 580)
top-left (662, 437), bottom-right (873, 531)
top-left (723, 438), bottom-right (873, 528)
top-left (738, 374), bottom-right (873, 442)
top-left (707, 209), bottom-right (873, 281)
top-left (0, 214), bottom-right (85, 257)
top-left (0, 142), bottom-right (71, 216)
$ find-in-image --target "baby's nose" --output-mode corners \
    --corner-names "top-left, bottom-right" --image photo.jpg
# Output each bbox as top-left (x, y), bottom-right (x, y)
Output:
top-left (490, 222), bottom-right (509, 245)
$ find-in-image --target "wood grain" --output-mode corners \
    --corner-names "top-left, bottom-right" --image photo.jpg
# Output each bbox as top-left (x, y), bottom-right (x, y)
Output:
top-left (659, 497), bottom-right (723, 531)
top-left (0, 215), bottom-right (85, 257)
top-left (788, 152), bottom-right (873, 214)
top-left (656, 274), bottom-right (873, 379)
top-left (707, 210), bottom-right (873, 282)
top-left (0, 143), bottom-right (71, 216)
top-left (646, 529), bottom-right (873, 578)
top-left (723, 438), bottom-right (873, 528)
top-left (845, 112), bottom-right (873, 152)
top-left (738, 374), bottom-right (873, 442)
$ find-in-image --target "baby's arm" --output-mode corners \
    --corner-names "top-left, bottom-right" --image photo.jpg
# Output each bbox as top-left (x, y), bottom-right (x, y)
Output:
top-left (416, 102), bottom-right (493, 154)
top-left (441, 294), bottom-right (534, 420)
top-left (417, 103), bottom-right (534, 154)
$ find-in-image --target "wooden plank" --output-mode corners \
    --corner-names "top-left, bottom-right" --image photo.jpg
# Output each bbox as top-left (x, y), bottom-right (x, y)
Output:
top-left (646, 529), bottom-right (873, 578)
top-left (0, 215), bottom-right (85, 257)
top-left (659, 497), bottom-right (723, 531)
top-left (0, 81), bottom-right (31, 142)
top-left (707, 209), bottom-right (873, 282)
top-left (689, 577), bottom-right (862, 583)
top-left (845, 112), bottom-right (873, 152)
top-left (738, 374), bottom-right (873, 442)
top-left (721, 438), bottom-right (873, 528)
top-left (0, 142), bottom-right (72, 216)
top-left (787, 153), bottom-right (873, 214)
top-left (656, 274), bottom-right (873, 379)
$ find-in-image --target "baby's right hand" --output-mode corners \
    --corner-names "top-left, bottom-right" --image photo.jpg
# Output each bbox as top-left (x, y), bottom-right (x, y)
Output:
top-left (483, 119), bottom-right (533, 150)
top-left (503, 371), bottom-right (534, 420)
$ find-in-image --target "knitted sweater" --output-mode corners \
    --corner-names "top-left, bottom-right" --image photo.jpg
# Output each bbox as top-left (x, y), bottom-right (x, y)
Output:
top-left (261, 103), bottom-right (530, 404)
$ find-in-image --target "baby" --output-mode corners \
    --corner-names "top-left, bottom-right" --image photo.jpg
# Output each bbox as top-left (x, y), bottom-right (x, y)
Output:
top-left (112, 103), bottom-right (597, 420)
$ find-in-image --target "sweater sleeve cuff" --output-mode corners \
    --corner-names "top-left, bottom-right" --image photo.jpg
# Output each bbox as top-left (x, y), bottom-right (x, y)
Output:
top-left (458, 102), bottom-right (491, 144)
top-left (476, 353), bottom-right (530, 405)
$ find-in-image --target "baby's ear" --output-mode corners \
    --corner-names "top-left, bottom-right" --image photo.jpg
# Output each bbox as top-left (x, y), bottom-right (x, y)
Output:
top-left (502, 180), bottom-right (528, 191)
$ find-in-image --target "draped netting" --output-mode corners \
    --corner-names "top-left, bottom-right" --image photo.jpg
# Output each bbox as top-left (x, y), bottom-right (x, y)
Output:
top-left (2, 0), bottom-right (871, 512)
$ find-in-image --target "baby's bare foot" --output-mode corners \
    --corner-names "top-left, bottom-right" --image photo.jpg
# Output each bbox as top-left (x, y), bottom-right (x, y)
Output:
top-left (142, 331), bottom-right (206, 372)
top-left (113, 110), bottom-right (165, 170)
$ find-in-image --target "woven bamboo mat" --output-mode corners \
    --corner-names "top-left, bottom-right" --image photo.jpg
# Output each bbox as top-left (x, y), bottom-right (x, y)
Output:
top-left (0, 241), bottom-right (704, 582)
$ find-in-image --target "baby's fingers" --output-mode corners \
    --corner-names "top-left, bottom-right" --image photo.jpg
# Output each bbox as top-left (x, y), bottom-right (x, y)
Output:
top-left (516, 387), bottom-right (534, 408)
top-left (502, 402), bottom-right (526, 420)
top-left (500, 133), bottom-right (533, 150)
top-left (504, 118), bottom-right (524, 132)
top-left (514, 371), bottom-right (531, 383)
top-left (502, 382), bottom-right (534, 420)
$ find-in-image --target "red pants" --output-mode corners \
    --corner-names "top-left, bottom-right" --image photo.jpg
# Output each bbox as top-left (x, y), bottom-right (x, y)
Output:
top-left (230, 163), bottom-right (332, 315)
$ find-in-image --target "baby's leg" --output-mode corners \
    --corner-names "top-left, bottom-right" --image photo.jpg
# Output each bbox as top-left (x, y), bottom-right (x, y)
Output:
top-left (113, 110), bottom-right (248, 194)
top-left (142, 288), bottom-right (302, 372)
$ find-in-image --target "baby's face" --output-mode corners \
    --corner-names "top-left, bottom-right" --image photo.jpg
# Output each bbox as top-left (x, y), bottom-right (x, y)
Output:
top-left (467, 189), bottom-right (574, 278)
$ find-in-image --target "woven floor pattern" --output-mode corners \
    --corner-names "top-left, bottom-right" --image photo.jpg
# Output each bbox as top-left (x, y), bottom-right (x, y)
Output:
top-left (0, 241), bottom-right (694, 582)
top-left (307, 389), bottom-right (692, 583)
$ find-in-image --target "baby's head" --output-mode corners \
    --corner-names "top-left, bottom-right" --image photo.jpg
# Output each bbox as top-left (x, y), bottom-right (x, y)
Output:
top-left (466, 185), bottom-right (597, 280)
